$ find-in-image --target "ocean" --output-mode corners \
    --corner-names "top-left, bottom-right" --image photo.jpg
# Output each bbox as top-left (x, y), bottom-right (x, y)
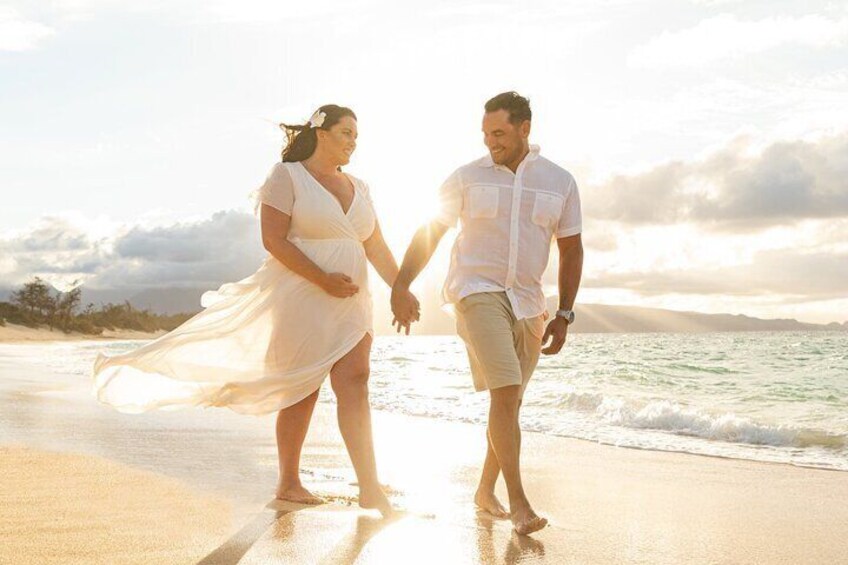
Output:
top-left (2, 331), bottom-right (846, 471)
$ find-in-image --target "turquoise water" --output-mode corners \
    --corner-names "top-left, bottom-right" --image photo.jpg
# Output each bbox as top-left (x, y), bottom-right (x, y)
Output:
top-left (366, 332), bottom-right (848, 471)
top-left (4, 331), bottom-right (847, 471)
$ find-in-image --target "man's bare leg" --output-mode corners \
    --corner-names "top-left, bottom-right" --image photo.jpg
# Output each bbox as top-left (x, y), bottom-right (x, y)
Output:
top-left (475, 433), bottom-right (510, 518)
top-left (476, 398), bottom-right (524, 518)
top-left (276, 389), bottom-right (324, 504)
top-left (488, 385), bottom-right (547, 535)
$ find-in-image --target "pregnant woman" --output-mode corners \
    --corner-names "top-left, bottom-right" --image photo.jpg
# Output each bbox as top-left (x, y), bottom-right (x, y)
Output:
top-left (94, 104), bottom-right (411, 516)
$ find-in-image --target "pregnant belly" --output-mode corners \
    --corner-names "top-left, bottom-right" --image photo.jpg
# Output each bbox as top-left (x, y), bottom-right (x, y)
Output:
top-left (292, 238), bottom-right (369, 288)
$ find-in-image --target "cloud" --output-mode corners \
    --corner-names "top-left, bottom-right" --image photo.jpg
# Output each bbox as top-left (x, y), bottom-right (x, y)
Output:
top-left (629, 13), bottom-right (848, 69)
top-left (98, 211), bottom-right (265, 289)
top-left (584, 249), bottom-right (848, 300)
top-left (0, 7), bottom-right (53, 51)
top-left (0, 211), bottom-right (266, 292)
top-left (585, 132), bottom-right (848, 228)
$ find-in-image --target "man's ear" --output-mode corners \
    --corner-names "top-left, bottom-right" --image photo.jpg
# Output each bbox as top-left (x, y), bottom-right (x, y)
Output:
top-left (521, 120), bottom-right (531, 139)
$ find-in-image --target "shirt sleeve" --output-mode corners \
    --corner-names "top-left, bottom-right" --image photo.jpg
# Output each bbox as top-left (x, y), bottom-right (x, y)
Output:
top-left (434, 169), bottom-right (463, 228)
top-left (555, 174), bottom-right (582, 238)
top-left (254, 162), bottom-right (294, 215)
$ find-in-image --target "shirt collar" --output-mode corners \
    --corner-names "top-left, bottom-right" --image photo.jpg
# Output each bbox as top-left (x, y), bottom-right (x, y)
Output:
top-left (478, 144), bottom-right (541, 168)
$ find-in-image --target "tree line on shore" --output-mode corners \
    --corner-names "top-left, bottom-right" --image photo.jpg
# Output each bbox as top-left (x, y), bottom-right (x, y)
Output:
top-left (0, 278), bottom-right (195, 335)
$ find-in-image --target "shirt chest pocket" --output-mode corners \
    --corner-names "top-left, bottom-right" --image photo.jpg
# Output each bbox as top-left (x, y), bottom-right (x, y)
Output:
top-left (467, 185), bottom-right (500, 219)
top-left (531, 191), bottom-right (563, 228)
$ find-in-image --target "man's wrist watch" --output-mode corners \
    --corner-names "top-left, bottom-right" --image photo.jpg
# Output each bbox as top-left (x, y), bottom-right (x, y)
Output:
top-left (555, 309), bottom-right (575, 324)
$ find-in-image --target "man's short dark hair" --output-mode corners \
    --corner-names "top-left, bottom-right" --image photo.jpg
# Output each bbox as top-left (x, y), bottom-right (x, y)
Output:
top-left (484, 91), bottom-right (531, 124)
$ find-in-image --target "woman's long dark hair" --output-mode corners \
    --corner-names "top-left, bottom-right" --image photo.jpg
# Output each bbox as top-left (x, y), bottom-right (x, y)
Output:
top-left (280, 104), bottom-right (357, 162)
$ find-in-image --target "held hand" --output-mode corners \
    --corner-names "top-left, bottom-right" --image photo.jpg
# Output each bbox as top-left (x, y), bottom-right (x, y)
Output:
top-left (392, 317), bottom-right (412, 335)
top-left (321, 272), bottom-right (359, 298)
top-left (390, 285), bottom-right (420, 335)
top-left (541, 316), bottom-right (569, 355)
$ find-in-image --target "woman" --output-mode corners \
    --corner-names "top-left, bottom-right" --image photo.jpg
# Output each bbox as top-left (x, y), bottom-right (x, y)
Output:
top-left (93, 104), bottom-right (411, 516)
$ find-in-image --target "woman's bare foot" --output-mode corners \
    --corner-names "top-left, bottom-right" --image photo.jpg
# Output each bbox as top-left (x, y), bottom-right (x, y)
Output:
top-left (474, 489), bottom-right (510, 519)
top-left (275, 484), bottom-right (324, 505)
top-left (511, 506), bottom-right (548, 536)
top-left (359, 484), bottom-right (394, 518)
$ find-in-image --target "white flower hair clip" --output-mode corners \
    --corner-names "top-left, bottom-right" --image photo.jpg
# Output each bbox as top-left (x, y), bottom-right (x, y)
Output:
top-left (308, 110), bottom-right (326, 129)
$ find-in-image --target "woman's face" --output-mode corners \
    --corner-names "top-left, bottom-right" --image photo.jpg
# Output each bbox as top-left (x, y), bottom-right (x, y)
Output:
top-left (317, 116), bottom-right (358, 166)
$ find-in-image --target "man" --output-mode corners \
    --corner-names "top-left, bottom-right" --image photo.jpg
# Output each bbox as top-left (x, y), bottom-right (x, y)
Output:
top-left (391, 91), bottom-right (584, 536)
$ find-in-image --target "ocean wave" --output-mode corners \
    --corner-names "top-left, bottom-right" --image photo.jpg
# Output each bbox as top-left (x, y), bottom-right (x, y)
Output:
top-left (551, 392), bottom-right (846, 450)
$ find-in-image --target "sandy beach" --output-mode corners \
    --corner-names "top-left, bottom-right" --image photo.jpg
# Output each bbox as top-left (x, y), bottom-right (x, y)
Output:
top-left (2, 342), bottom-right (847, 564)
top-left (0, 323), bottom-right (165, 343)
top-left (3, 408), bottom-right (848, 563)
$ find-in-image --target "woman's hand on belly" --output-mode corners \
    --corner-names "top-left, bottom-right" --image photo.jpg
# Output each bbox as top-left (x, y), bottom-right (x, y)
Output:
top-left (319, 272), bottom-right (360, 298)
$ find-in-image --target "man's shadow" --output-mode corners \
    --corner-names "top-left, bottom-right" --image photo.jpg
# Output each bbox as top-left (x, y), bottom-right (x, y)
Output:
top-left (475, 512), bottom-right (546, 564)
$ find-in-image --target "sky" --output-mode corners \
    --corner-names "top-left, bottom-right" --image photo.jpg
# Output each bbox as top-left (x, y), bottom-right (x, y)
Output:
top-left (1, 0), bottom-right (847, 324)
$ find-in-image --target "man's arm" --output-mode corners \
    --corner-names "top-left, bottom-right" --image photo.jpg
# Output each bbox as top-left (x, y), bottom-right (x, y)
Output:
top-left (395, 221), bottom-right (450, 288)
top-left (542, 233), bottom-right (583, 354)
top-left (391, 221), bottom-right (450, 331)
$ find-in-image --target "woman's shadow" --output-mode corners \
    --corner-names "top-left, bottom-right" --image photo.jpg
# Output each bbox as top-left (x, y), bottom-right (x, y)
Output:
top-left (317, 513), bottom-right (402, 564)
top-left (196, 500), bottom-right (401, 565)
top-left (196, 505), bottom-right (295, 565)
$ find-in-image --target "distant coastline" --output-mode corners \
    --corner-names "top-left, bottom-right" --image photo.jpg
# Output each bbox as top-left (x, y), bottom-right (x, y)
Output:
top-left (2, 283), bottom-right (845, 338)
top-left (0, 323), bottom-right (165, 343)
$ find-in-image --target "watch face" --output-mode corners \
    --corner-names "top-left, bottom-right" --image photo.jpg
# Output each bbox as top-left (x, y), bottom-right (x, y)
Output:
top-left (557, 310), bottom-right (574, 323)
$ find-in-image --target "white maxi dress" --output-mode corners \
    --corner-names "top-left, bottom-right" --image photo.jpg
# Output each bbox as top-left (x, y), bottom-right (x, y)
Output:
top-left (93, 161), bottom-right (376, 415)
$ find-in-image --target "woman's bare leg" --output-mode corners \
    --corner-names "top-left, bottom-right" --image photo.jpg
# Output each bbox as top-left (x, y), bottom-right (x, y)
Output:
top-left (330, 333), bottom-right (392, 516)
top-left (275, 389), bottom-right (323, 504)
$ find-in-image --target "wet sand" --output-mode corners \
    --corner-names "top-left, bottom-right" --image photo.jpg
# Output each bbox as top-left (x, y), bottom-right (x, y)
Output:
top-left (2, 345), bottom-right (848, 564)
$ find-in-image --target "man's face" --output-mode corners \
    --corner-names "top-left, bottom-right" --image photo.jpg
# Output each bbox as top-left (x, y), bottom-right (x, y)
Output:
top-left (482, 109), bottom-right (529, 167)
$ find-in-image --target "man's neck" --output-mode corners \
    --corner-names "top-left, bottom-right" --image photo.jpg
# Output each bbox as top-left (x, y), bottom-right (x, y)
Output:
top-left (505, 145), bottom-right (531, 173)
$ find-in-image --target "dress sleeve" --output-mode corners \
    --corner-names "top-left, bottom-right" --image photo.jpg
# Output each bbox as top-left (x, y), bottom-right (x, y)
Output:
top-left (434, 168), bottom-right (462, 228)
top-left (555, 173), bottom-right (582, 238)
top-left (253, 162), bottom-right (294, 215)
top-left (358, 179), bottom-right (376, 209)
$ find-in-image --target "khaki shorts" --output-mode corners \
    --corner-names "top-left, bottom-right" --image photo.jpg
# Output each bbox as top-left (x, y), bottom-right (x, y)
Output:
top-left (455, 292), bottom-right (545, 396)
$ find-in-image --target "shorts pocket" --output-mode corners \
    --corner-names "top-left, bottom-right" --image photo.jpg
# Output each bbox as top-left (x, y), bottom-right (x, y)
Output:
top-left (531, 191), bottom-right (563, 228)
top-left (526, 315), bottom-right (546, 341)
top-left (468, 185), bottom-right (499, 219)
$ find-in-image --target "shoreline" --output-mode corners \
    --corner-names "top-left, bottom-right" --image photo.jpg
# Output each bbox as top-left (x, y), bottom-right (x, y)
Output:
top-left (0, 322), bottom-right (165, 343)
top-left (545, 431), bottom-right (848, 474)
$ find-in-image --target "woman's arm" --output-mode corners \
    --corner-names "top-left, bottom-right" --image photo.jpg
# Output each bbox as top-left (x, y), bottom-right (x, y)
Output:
top-left (362, 219), bottom-right (400, 288)
top-left (261, 204), bottom-right (359, 298)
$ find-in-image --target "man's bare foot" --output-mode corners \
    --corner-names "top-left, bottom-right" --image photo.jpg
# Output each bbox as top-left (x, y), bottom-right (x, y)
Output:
top-left (511, 506), bottom-right (548, 536)
top-left (474, 490), bottom-right (510, 519)
top-left (359, 485), bottom-right (394, 518)
top-left (275, 484), bottom-right (324, 505)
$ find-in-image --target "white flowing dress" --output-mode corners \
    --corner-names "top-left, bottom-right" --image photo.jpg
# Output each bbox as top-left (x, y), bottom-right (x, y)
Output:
top-left (93, 161), bottom-right (376, 415)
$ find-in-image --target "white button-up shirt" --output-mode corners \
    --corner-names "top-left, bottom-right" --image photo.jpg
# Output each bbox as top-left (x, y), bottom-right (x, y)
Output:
top-left (435, 145), bottom-right (582, 320)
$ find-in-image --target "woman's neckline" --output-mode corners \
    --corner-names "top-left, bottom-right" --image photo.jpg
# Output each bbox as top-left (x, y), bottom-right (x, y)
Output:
top-left (297, 161), bottom-right (357, 216)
